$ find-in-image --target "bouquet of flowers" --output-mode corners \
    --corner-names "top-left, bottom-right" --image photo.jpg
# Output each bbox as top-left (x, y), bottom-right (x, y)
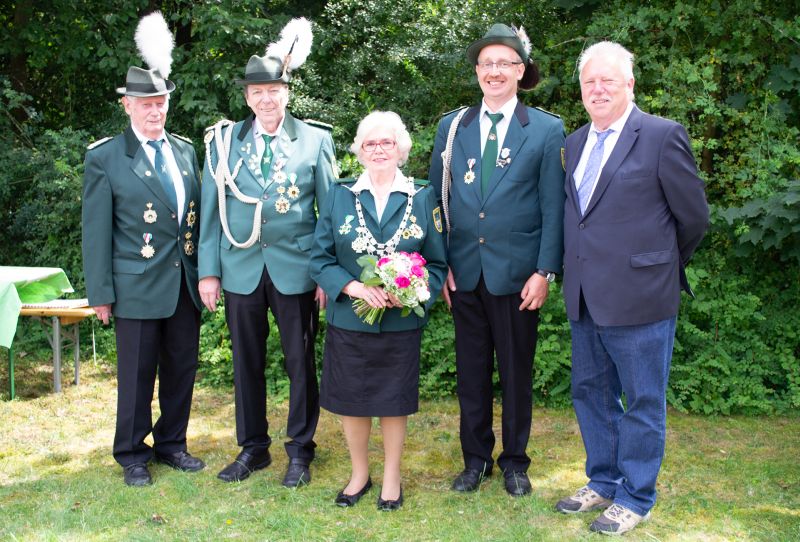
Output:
top-left (352, 251), bottom-right (431, 325)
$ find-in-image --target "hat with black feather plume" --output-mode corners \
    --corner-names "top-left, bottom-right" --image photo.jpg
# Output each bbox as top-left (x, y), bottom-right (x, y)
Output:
top-left (116, 11), bottom-right (175, 97)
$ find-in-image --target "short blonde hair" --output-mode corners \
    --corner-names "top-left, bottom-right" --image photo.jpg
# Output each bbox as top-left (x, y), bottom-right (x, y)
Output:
top-left (351, 111), bottom-right (413, 167)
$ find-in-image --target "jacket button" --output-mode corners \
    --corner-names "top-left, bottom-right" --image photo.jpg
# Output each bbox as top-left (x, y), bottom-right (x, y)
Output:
top-left (579, 223), bottom-right (585, 229)
top-left (479, 237), bottom-right (485, 244)
top-left (262, 218), bottom-right (267, 224)
top-left (479, 212), bottom-right (485, 219)
top-left (262, 242), bottom-right (268, 248)
top-left (262, 194), bottom-right (269, 201)
top-left (171, 213), bottom-right (177, 219)
top-left (173, 261), bottom-right (180, 267)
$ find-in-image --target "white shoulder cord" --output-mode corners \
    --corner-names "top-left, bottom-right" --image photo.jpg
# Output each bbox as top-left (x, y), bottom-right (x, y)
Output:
top-left (205, 120), bottom-right (262, 249)
top-left (441, 107), bottom-right (468, 239)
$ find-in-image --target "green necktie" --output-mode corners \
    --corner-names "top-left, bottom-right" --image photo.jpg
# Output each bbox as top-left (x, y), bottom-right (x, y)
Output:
top-left (146, 139), bottom-right (178, 210)
top-left (481, 112), bottom-right (503, 196)
top-left (261, 134), bottom-right (273, 181)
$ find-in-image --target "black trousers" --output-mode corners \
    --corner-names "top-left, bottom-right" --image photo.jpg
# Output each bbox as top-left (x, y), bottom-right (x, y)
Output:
top-left (451, 276), bottom-right (539, 473)
top-left (113, 277), bottom-right (201, 467)
top-left (224, 267), bottom-right (320, 462)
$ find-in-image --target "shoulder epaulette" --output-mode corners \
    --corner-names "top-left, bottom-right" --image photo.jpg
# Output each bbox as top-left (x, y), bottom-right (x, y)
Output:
top-left (412, 178), bottom-right (430, 187)
top-left (335, 178), bottom-right (356, 185)
top-left (171, 133), bottom-right (192, 144)
top-left (535, 106), bottom-right (561, 119)
top-left (303, 119), bottom-right (334, 131)
top-left (441, 106), bottom-right (468, 118)
top-left (86, 136), bottom-right (112, 150)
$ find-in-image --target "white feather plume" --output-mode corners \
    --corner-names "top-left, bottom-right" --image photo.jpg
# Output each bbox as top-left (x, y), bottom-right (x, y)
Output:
top-left (513, 25), bottom-right (532, 57)
top-left (135, 12), bottom-right (174, 78)
top-left (265, 17), bottom-right (313, 70)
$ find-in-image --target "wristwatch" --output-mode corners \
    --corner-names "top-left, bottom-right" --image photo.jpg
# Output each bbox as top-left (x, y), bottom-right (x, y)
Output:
top-left (536, 269), bottom-right (556, 283)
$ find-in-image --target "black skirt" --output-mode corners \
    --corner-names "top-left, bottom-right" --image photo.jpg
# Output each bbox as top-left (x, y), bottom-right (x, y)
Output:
top-left (320, 324), bottom-right (422, 417)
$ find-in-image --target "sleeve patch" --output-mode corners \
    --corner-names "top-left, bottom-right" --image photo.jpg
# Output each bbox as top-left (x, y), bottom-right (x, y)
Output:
top-left (432, 206), bottom-right (443, 233)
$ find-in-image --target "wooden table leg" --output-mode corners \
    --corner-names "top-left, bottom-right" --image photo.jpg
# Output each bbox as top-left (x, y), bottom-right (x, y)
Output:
top-left (52, 316), bottom-right (62, 393)
top-left (7, 346), bottom-right (14, 400)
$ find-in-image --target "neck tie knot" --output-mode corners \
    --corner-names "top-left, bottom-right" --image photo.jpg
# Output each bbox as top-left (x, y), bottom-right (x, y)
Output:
top-left (487, 112), bottom-right (503, 126)
top-left (147, 139), bottom-right (163, 151)
top-left (577, 129), bottom-right (615, 215)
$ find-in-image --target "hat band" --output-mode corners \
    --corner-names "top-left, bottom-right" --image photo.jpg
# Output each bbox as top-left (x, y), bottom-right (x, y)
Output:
top-left (244, 71), bottom-right (283, 80)
top-left (125, 81), bottom-right (166, 92)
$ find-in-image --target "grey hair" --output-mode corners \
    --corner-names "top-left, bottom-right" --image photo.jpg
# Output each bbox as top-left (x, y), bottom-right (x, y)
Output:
top-left (351, 111), bottom-right (413, 167)
top-left (578, 41), bottom-right (635, 81)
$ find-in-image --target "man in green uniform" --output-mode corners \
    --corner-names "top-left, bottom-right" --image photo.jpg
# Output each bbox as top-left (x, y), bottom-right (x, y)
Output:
top-left (199, 18), bottom-right (337, 487)
top-left (429, 23), bottom-right (566, 497)
top-left (82, 12), bottom-right (204, 487)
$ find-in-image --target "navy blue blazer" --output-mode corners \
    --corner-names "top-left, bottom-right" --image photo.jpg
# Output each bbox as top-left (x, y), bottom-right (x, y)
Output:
top-left (429, 102), bottom-right (566, 295)
top-left (562, 106), bottom-right (709, 326)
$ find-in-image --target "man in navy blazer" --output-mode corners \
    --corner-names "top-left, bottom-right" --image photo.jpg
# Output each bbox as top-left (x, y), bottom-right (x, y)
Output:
top-left (556, 41), bottom-right (708, 535)
top-left (429, 23), bottom-right (565, 497)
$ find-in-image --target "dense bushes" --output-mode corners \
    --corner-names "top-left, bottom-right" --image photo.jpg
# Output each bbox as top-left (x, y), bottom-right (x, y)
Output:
top-left (2, 0), bottom-right (798, 413)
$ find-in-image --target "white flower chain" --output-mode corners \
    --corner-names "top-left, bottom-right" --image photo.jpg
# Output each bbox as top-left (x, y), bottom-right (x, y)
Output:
top-left (351, 191), bottom-right (414, 258)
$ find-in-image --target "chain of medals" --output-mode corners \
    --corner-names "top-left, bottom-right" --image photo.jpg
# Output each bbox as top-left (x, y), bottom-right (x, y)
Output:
top-left (351, 190), bottom-right (414, 257)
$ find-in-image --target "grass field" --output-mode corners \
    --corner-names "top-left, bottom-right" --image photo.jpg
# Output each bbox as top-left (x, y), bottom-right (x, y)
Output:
top-left (1, 359), bottom-right (798, 541)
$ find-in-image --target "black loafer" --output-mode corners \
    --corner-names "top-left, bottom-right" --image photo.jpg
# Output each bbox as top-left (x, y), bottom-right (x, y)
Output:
top-left (334, 477), bottom-right (373, 507)
top-left (377, 486), bottom-right (404, 511)
top-left (155, 450), bottom-right (206, 472)
top-left (451, 468), bottom-right (490, 492)
top-left (123, 463), bottom-right (152, 487)
top-left (217, 450), bottom-right (272, 482)
top-left (282, 458), bottom-right (311, 488)
top-left (503, 470), bottom-right (532, 497)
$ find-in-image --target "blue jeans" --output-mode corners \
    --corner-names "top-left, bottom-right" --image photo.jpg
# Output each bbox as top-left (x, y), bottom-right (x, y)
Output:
top-left (570, 303), bottom-right (676, 516)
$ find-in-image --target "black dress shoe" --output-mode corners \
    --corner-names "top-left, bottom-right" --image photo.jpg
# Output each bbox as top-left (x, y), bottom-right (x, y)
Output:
top-left (282, 458), bottom-right (311, 488)
top-left (377, 486), bottom-right (404, 511)
top-left (123, 463), bottom-right (152, 487)
top-left (503, 470), bottom-right (532, 497)
top-left (155, 450), bottom-right (206, 472)
top-left (451, 468), bottom-right (490, 492)
top-left (217, 450), bottom-right (272, 482)
top-left (334, 477), bottom-right (373, 507)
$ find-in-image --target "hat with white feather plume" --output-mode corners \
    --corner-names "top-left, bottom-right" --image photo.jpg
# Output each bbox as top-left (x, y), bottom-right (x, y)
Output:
top-left (466, 23), bottom-right (540, 90)
top-left (116, 11), bottom-right (176, 97)
top-left (235, 18), bottom-right (313, 86)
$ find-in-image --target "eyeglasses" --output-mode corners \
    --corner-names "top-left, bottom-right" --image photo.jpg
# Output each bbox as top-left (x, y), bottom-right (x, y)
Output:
top-left (477, 61), bottom-right (523, 72)
top-left (361, 139), bottom-right (397, 152)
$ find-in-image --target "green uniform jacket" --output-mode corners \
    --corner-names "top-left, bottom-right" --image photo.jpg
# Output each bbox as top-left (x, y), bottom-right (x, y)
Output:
top-left (310, 179), bottom-right (448, 333)
top-left (429, 102), bottom-right (566, 295)
top-left (199, 113), bottom-right (336, 295)
top-left (82, 127), bottom-right (202, 318)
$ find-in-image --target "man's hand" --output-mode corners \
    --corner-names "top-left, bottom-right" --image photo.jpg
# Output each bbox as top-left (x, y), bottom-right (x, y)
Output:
top-left (93, 304), bottom-right (112, 325)
top-left (442, 267), bottom-right (456, 308)
top-left (519, 273), bottom-right (549, 311)
top-left (315, 284), bottom-right (327, 310)
top-left (199, 276), bottom-right (221, 312)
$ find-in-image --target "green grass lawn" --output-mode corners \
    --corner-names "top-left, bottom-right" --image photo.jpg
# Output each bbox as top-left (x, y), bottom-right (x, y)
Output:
top-left (1, 359), bottom-right (798, 541)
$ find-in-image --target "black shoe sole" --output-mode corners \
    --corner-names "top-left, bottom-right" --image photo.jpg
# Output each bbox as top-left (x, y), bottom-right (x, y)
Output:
top-left (217, 457), bottom-right (272, 482)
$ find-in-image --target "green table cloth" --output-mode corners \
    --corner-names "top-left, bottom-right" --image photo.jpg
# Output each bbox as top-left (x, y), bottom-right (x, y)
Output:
top-left (0, 266), bottom-right (74, 348)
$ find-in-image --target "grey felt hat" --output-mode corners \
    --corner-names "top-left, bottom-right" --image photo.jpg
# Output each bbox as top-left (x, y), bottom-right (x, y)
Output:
top-left (234, 55), bottom-right (290, 86)
top-left (116, 66), bottom-right (175, 97)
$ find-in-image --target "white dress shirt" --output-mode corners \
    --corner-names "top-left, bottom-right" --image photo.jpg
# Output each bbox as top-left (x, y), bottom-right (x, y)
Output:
top-left (349, 169), bottom-right (415, 221)
top-left (480, 96), bottom-right (518, 160)
top-left (572, 102), bottom-right (635, 204)
top-left (132, 125), bottom-right (186, 222)
top-left (253, 117), bottom-right (285, 160)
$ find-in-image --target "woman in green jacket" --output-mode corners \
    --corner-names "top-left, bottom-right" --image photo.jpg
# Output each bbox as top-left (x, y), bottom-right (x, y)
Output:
top-left (310, 111), bottom-right (447, 510)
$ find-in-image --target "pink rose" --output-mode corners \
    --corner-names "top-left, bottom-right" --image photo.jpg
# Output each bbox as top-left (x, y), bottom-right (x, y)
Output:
top-left (411, 265), bottom-right (424, 278)
top-left (410, 252), bottom-right (426, 266)
top-left (377, 257), bottom-right (391, 267)
top-left (395, 276), bottom-right (411, 288)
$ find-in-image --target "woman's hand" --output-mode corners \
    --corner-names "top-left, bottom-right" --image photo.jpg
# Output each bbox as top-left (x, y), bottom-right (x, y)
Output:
top-left (344, 281), bottom-right (390, 309)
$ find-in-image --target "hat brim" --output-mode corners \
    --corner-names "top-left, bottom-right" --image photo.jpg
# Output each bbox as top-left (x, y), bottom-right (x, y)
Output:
top-left (234, 73), bottom-right (291, 86)
top-left (466, 36), bottom-right (527, 65)
top-left (116, 79), bottom-right (176, 97)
